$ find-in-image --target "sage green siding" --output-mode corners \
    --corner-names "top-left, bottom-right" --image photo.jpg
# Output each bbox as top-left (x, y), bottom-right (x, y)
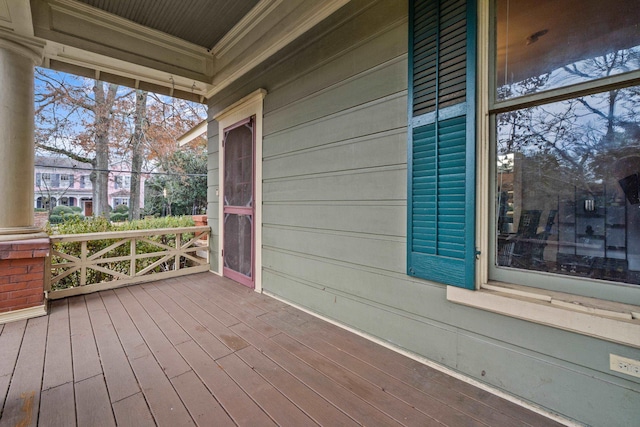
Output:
top-left (207, 1), bottom-right (640, 425)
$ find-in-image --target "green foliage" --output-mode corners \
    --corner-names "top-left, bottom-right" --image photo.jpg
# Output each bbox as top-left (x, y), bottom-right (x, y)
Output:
top-left (48, 215), bottom-right (200, 290)
top-left (52, 205), bottom-right (74, 215)
top-left (113, 204), bottom-right (129, 214)
top-left (144, 148), bottom-right (207, 216)
top-left (35, 208), bottom-right (48, 212)
top-left (50, 216), bottom-right (111, 234)
top-left (110, 212), bottom-right (128, 222)
top-left (48, 214), bottom-right (64, 224)
top-left (70, 206), bottom-right (83, 213)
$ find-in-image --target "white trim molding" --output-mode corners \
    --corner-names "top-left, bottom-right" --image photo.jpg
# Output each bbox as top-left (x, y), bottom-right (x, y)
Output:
top-left (206, 0), bottom-right (350, 99)
top-left (212, 0), bottom-right (284, 59)
top-left (447, 284), bottom-right (640, 349)
top-left (215, 89), bottom-right (267, 293)
top-left (0, 304), bottom-right (47, 325)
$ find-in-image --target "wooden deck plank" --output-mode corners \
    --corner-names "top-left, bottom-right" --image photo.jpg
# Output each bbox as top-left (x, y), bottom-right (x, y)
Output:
top-left (271, 332), bottom-right (442, 427)
top-left (75, 374), bottom-right (116, 427)
top-left (170, 370), bottom-right (236, 427)
top-left (127, 285), bottom-right (192, 346)
top-left (0, 316), bottom-right (48, 427)
top-left (114, 287), bottom-right (191, 379)
top-left (184, 279), bottom-right (280, 338)
top-left (0, 272), bottom-right (564, 427)
top-left (38, 383), bottom-right (76, 427)
top-left (175, 339), bottom-right (277, 427)
top-left (264, 312), bottom-right (485, 427)
top-left (84, 293), bottom-right (140, 403)
top-left (216, 352), bottom-right (319, 427)
top-left (179, 276), bottom-right (242, 327)
top-left (112, 392), bottom-right (155, 427)
top-left (142, 285), bottom-right (232, 360)
top-left (298, 319), bottom-right (541, 427)
top-left (157, 284), bottom-right (249, 352)
top-left (0, 320), bottom-right (26, 411)
top-left (184, 276), bottom-right (269, 318)
top-left (68, 296), bottom-right (102, 383)
top-left (99, 290), bottom-right (195, 426)
top-left (42, 300), bottom-right (73, 391)
top-left (128, 353), bottom-right (195, 427)
top-left (230, 321), bottom-right (404, 427)
top-left (235, 346), bottom-right (360, 427)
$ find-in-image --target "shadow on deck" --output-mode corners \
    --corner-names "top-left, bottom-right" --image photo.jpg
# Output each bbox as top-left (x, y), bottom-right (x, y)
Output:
top-left (0, 272), bottom-right (564, 426)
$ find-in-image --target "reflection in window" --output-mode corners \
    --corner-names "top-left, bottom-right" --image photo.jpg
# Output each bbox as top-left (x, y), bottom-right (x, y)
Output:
top-left (495, 0), bottom-right (640, 100)
top-left (496, 88), bottom-right (640, 285)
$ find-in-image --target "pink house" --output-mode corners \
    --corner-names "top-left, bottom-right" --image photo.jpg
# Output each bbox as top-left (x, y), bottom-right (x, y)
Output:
top-left (34, 156), bottom-right (145, 216)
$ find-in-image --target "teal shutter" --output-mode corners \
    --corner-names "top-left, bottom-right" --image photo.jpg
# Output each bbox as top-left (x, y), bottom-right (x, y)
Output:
top-left (407, 0), bottom-right (476, 289)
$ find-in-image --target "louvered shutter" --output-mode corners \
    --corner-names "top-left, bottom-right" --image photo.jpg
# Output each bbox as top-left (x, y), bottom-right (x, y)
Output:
top-left (36, 173), bottom-right (41, 186)
top-left (407, 0), bottom-right (476, 289)
top-left (52, 174), bottom-right (60, 188)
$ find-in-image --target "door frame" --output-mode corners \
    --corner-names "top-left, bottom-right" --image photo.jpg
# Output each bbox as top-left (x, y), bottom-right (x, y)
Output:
top-left (214, 89), bottom-right (266, 293)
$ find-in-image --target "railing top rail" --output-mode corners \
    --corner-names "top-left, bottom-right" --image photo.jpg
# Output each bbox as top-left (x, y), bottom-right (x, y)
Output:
top-left (50, 226), bottom-right (211, 243)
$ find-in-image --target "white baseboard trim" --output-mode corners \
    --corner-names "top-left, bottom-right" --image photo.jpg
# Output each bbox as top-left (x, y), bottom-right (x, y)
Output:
top-left (0, 304), bottom-right (48, 325)
top-left (262, 290), bottom-right (578, 427)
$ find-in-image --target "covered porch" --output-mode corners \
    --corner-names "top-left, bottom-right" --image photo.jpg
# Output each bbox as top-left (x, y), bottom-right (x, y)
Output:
top-left (0, 272), bottom-right (561, 427)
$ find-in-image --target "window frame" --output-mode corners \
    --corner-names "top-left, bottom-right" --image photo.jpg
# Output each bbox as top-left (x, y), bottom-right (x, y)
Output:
top-left (447, 0), bottom-right (640, 349)
top-left (486, 0), bottom-right (640, 305)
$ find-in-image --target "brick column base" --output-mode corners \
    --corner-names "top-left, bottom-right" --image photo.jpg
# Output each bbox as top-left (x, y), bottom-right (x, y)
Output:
top-left (0, 238), bottom-right (49, 322)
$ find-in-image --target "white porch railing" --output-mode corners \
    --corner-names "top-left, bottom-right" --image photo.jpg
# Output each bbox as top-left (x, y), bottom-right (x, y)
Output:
top-left (47, 226), bottom-right (210, 299)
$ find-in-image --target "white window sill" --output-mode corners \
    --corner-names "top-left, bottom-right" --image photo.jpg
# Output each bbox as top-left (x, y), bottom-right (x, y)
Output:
top-left (447, 283), bottom-right (640, 349)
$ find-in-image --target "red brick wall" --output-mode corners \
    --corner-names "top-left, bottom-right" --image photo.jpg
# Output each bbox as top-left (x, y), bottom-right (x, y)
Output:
top-left (0, 238), bottom-right (49, 313)
top-left (34, 212), bottom-right (49, 229)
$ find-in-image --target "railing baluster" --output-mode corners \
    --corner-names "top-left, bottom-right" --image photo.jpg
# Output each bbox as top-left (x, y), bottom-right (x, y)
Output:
top-left (130, 238), bottom-right (136, 278)
top-left (80, 241), bottom-right (87, 286)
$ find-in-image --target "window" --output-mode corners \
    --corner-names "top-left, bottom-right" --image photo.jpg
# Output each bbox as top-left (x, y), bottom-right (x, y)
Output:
top-left (490, 0), bottom-right (640, 298)
top-left (114, 175), bottom-right (131, 189)
top-left (80, 175), bottom-right (92, 189)
top-left (113, 197), bottom-right (129, 207)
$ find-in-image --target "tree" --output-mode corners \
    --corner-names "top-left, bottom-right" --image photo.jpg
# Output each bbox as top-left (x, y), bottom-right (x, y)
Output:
top-left (35, 68), bottom-right (207, 219)
top-left (129, 90), bottom-right (147, 221)
top-left (144, 146), bottom-right (208, 217)
top-left (35, 70), bottom-right (131, 217)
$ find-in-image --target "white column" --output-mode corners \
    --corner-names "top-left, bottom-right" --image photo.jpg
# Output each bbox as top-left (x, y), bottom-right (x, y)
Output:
top-left (0, 35), bottom-right (47, 241)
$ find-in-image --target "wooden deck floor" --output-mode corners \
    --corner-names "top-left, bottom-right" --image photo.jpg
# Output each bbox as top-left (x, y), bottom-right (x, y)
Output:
top-left (0, 272), bottom-right (565, 427)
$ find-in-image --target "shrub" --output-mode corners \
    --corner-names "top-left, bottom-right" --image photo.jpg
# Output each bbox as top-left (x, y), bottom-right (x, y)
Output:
top-left (110, 212), bottom-right (128, 222)
top-left (35, 208), bottom-right (48, 212)
top-left (48, 214), bottom-right (64, 224)
top-left (52, 205), bottom-right (74, 215)
top-left (113, 204), bottom-right (129, 214)
top-left (70, 206), bottom-right (83, 213)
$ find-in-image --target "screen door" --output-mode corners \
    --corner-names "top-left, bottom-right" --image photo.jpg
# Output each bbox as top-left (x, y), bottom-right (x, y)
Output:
top-left (222, 117), bottom-right (255, 288)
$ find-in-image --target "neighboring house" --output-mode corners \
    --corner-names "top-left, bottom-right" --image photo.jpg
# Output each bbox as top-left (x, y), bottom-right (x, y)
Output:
top-left (34, 156), bottom-right (145, 215)
top-left (1, 1), bottom-right (639, 426)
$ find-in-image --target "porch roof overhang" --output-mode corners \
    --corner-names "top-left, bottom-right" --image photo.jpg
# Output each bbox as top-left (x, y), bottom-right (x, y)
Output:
top-left (1, 0), bottom-right (350, 103)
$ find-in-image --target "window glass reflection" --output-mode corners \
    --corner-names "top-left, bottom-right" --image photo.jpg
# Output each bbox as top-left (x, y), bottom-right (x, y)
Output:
top-left (496, 0), bottom-right (640, 101)
top-left (496, 87), bottom-right (640, 285)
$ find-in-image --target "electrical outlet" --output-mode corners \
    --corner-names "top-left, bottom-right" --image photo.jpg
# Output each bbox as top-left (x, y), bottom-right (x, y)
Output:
top-left (610, 354), bottom-right (640, 378)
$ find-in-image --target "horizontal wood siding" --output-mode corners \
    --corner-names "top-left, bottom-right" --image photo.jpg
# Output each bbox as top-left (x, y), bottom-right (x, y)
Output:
top-left (207, 0), bottom-right (640, 425)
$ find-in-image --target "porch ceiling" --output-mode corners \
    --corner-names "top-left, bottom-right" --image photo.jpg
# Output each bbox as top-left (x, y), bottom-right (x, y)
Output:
top-left (75, 0), bottom-right (259, 50)
top-left (0, 0), bottom-right (349, 102)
